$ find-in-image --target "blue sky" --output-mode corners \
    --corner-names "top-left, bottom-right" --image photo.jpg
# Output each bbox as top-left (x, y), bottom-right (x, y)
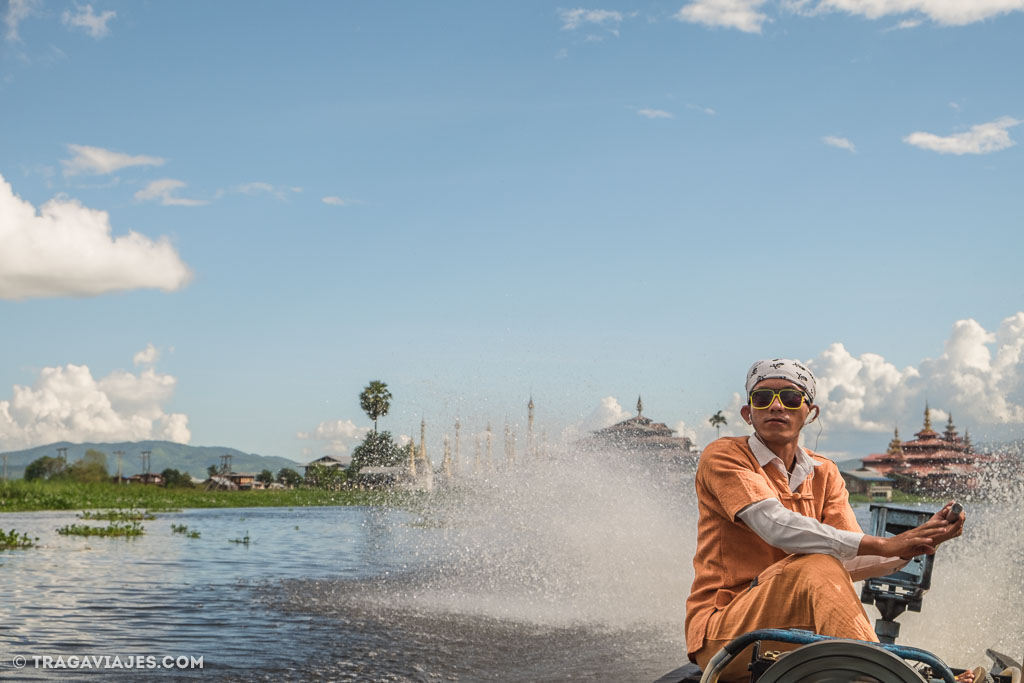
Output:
top-left (1, 0), bottom-right (1023, 464)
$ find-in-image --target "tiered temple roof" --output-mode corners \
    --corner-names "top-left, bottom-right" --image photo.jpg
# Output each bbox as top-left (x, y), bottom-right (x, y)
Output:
top-left (861, 405), bottom-right (998, 494)
top-left (581, 396), bottom-right (697, 460)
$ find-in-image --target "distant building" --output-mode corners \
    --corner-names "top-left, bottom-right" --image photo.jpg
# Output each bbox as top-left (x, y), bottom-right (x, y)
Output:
top-left (861, 406), bottom-right (1001, 494)
top-left (206, 475), bottom-right (238, 491)
top-left (840, 469), bottom-right (893, 501)
top-left (227, 472), bottom-right (256, 490)
top-left (579, 396), bottom-right (697, 462)
top-left (302, 455), bottom-right (351, 477)
top-left (123, 473), bottom-right (164, 486)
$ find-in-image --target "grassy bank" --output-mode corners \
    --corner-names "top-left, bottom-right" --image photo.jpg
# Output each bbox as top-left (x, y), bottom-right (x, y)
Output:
top-left (848, 491), bottom-right (935, 504)
top-left (0, 479), bottom-right (393, 513)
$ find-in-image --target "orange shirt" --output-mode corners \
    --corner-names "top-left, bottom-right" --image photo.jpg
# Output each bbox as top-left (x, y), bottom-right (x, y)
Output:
top-left (684, 436), bottom-right (861, 656)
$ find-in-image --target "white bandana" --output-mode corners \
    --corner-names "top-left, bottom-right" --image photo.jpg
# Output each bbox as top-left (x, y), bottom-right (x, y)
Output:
top-left (745, 358), bottom-right (817, 403)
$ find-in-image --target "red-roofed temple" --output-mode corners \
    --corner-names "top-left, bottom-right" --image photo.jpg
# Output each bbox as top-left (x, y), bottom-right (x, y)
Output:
top-left (861, 405), bottom-right (999, 494)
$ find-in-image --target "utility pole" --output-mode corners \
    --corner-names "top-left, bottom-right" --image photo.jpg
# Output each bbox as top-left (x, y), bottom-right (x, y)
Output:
top-left (113, 450), bottom-right (125, 484)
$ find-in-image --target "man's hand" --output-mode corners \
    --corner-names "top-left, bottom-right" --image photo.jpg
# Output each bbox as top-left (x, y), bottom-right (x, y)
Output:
top-left (857, 501), bottom-right (965, 560)
top-left (928, 500), bottom-right (966, 545)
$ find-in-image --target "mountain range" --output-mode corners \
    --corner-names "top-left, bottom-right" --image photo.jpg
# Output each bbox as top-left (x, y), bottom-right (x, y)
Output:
top-left (0, 441), bottom-right (304, 480)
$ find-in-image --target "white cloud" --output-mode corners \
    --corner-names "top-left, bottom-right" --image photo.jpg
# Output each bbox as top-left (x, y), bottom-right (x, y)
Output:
top-left (809, 313), bottom-right (1024, 434)
top-left (62, 144), bottom-right (164, 176)
top-left (134, 179), bottom-right (208, 206)
top-left (823, 135), bottom-right (857, 152)
top-left (560, 8), bottom-right (624, 30)
top-left (234, 182), bottom-right (301, 200)
top-left (0, 174), bottom-right (192, 300)
top-left (903, 117), bottom-right (1020, 155)
top-left (794, 0), bottom-right (1024, 26)
top-left (0, 359), bottom-right (190, 451)
top-left (4, 0), bottom-right (38, 41)
top-left (296, 418), bottom-right (370, 456)
top-left (637, 109), bottom-right (674, 119)
top-left (891, 18), bottom-right (922, 29)
top-left (676, 0), bottom-right (770, 33)
top-left (686, 103), bottom-right (717, 115)
top-left (61, 4), bottom-right (116, 39)
top-left (133, 344), bottom-right (159, 366)
top-left (322, 196), bottom-right (361, 207)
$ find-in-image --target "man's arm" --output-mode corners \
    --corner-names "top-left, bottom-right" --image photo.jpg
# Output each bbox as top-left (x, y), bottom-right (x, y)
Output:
top-left (739, 498), bottom-right (964, 572)
top-left (739, 499), bottom-right (909, 580)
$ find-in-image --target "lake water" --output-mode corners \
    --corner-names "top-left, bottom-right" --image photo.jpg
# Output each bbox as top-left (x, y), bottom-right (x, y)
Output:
top-left (1, 458), bottom-right (1021, 681)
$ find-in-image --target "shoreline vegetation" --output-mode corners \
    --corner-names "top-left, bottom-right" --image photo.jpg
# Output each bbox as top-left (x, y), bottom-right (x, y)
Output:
top-left (0, 478), bottom-right (932, 515)
top-left (0, 479), bottom-right (394, 514)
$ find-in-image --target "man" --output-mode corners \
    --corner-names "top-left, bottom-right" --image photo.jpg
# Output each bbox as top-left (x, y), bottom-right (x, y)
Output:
top-left (685, 359), bottom-right (966, 682)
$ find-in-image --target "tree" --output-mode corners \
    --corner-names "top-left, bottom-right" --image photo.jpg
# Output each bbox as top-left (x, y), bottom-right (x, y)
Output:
top-left (24, 456), bottom-right (65, 481)
top-left (709, 410), bottom-right (728, 438)
top-left (256, 469), bottom-right (274, 485)
top-left (161, 468), bottom-right (194, 488)
top-left (207, 464), bottom-right (219, 478)
top-left (277, 468), bottom-right (302, 487)
top-left (304, 463), bottom-right (346, 489)
top-left (66, 450), bottom-right (109, 483)
top-left (349, 430), bottom-right (403, 474)
top-left (359, 380), bottom-right (392, 433)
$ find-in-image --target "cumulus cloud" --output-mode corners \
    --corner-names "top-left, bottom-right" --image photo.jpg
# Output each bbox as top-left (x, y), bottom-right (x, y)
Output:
top-left (823, 135), bottom-right (857, 152)
top-left (134, 179), bottom-right (208, 206)
top-left (560, 8), bottom-right (624, 30)
top-left (788, 0), bottom-right (1024, 26)
top-left (809, 313), bottom-right (1024, 434)
top-left (0, 360), bottom-right (190, 451)
top-left (133, 343), bottom-right (159, 366)
top-left (676, 0), bottom-right (770, 34)
top-left (4, 0), bottom-right (38, 41)
top-left (61, 3), bottom-right (116, 39)
top-left (637, 109), bottom-right (674, 119)
top-left (903, 117), bottom-right (1020, 155)
top-left (296, 418), bottom-right (370, 455)
top-left (62, 144), bottom-right (164, 176)
top-left (0, 174), bottom-right (192, 300)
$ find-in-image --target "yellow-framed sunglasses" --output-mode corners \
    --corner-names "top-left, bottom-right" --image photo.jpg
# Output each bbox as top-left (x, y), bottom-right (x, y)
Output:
top-left (748, 388), bottom-right (808, 410)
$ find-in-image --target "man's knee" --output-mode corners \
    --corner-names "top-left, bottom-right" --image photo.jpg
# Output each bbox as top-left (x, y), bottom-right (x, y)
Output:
top-left (780, 553), bottom-right (855, 600)
top-left (788, 553), bottom-right (846, 577)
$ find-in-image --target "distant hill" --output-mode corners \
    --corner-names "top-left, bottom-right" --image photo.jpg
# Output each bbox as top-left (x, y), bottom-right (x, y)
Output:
top-left (0, 441), bottom-right (303, 480)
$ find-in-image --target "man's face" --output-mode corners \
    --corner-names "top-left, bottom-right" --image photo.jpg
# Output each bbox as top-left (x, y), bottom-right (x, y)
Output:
top-left (740, 378), bottom-right (812, 444)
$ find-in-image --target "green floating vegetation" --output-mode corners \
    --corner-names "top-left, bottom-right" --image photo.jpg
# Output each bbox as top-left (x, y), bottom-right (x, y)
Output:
top-left (0, 479), bottom-right (391, 513)
top-left (78, 508), bottom-right (156, 521)
top-left (228, 532), bottom-right (250, 545)
top-left (57, 521), bottom-right (145, 537)
top-left (171, 523), bottom-right (200, 538)
top-left (0, 528), bottom-right (38, 550)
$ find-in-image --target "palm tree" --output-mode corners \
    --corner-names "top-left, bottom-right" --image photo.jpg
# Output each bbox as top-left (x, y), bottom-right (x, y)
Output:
top-left (709, 410), bottom-right (727, 438)
top-left (359, 380), bottom-right (393, 434)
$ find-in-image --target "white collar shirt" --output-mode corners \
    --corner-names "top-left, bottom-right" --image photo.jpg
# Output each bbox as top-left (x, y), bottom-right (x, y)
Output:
top-left (748, 435), bottom-right (822, 492)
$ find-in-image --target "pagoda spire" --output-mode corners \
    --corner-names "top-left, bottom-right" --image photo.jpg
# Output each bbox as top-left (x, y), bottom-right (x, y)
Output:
top-left (923, 402), bottom-right (931, 431)
top-left (636, 395), bottom-right (643, 417)
top-left (886, 427), bottom-right (904, 456)
top-left (943, 414), bottom-right (959, 442)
